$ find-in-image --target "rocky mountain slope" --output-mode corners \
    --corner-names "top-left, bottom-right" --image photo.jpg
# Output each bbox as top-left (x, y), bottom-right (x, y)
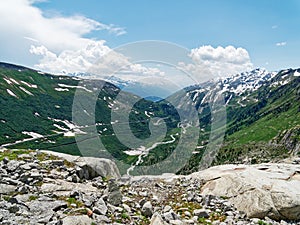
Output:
top-left (0, 149), bottom-right (299, 225)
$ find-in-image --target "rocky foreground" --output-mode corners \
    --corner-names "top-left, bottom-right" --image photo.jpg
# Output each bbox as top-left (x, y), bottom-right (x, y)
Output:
top-left (0, 149), bottom-right (299, 225)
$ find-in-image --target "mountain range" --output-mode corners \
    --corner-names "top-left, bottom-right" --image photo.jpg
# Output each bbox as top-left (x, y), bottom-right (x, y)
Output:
top-left (0, 62), bottom-right (299, 175)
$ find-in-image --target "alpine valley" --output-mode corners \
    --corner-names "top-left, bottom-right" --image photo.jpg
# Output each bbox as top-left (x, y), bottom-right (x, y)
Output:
top-left (1, 62), bottom-right (299, 175)
top-left (1, 62), bottom-right (300, 225)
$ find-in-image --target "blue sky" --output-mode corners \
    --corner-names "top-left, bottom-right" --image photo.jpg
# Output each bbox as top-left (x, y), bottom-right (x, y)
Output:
top-left (0, 0), bottom-right (299, 81)
top-left (32, 0), bottom-right (300, 70)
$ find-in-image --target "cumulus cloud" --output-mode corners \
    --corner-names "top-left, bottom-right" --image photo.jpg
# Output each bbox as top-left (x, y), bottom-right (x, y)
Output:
top-left (30, 41), bottom-right (110, 74)
top-left (0, 0), bottom-right (126, 66)
top-left (276, 42), bottom-right (287, 46)
top-left (178, 45), bottom-right (253, 81)
top-left (30, 41), bottom-right (164, 77)
top-left (0, 0), bottom-right (163, 78)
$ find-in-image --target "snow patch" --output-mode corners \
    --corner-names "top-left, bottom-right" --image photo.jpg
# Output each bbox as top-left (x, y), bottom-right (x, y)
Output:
top-left (83, 110), bottom-right (90, 116)
top-left (22, 131), bottom-right (44, 139)
top-left (7, 89), bottom-right (18, 98)
top-left (9, 78), bottom-right (19, 85)
top-left (58, 83), bottom-right (92, 92)
top-left (55, 88), bottom-right (69, 92)
top-left (63, 129), bottom-right (86, 137)
top-left (294, 71), bottom-right (300, 77)
top-left (3, 78), bottom-right (12, 85)
top-left (53, 124), bottom-right (69, 131)
top-left (145, 111), bottom-right (151, 118)
top-left (19, 86), bottom-right (33, 95)
top-left (124, 149), bottom-right (144, 156)
top-left (21, 81), bottom-right (38, 88)
top-left (50, 118), bottom-right (76, 130)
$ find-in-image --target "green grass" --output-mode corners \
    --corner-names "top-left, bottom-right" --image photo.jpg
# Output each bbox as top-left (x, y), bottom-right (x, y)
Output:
top-left (227, 105), bottom-right (300, 145)
top-left (0, 149), bottom-right (31, 161)
top-left (28, 195), bottom-right (39, 201)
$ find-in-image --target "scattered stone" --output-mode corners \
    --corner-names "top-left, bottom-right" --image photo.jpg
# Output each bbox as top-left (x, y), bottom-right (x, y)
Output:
top-left (150, 212), bottom-right (168, 225)
top-left (93, 198), bottom-right (107, 215)
top-left (107, 180), bottom-right (122, 206)
top-left (141, 201), bottom-right (153, 217)
top-left (193, 209), bottom-right (210, 218)
top-left (8, 205), bottom-right (19, 213)
top-left (0, 184), bottom-right (15, 194)
top-left (0, 150), bottom-right (299, 225)
top-left (61, 215), bottom-right (93, 225)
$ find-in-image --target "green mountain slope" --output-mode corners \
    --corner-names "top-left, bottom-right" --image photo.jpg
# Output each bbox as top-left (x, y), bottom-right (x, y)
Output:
top-left (0, 62), bottom-right (181, 172)
top-left (1, 62), bottom-right (299, 175)
top-left (179, 68), bottom-right (300, 173)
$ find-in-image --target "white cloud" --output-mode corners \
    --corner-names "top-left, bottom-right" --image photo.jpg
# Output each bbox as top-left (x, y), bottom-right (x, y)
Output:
top-left (276, 42), bottom-right (287, 46)
top-left (30, 41), bottom-right (110, 74)
top-left (0, 0), bottom-right (126, 66)
top-left (30, 41), bottom-right (164, 78)
top-left (179, 45), bottom-right (253, 81)
top-left (0, 0), bottom-right (253, 88)
top-left (0, 0), bottom-right (162, 78)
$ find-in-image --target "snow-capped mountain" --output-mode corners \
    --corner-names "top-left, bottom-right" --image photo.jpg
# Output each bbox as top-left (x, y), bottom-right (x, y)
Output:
top-left (68, 72), bottom-right (135, 89)
top-left (181, 67), bottom-right (300, 113)
top-left (218, 68), bottom-right (277, 95)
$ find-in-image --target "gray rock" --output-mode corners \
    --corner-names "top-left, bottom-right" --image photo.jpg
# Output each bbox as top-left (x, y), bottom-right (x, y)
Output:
top-left (150, 212), bottom-right (168, 225)
top-left (163, 205), bottom-right (172, 213)
top-left (82, 194), bottom-right (95, 207)
top-left (8, 205), bottom-right (19, 213)
top-left (141, 201), bottom-right (153, 217)
top-left (61, 215), bottom-right (93, 225)
top-left (6, 160), bottom-right (21, 172)
top-left (194, 163), bottom-right (300, 220)
top-left (51, 160), bottom-right (65, 166)
top-left (122, 203), bottom-right (131, 213)
top-left (41, 151), bottom-right (121, 179)
top-left (40, 179), bottom-right (98, 194)
top-left (1, 177), bottom-right (20, 186)
top-left (193, 209), bottom-right (210, 218)
top-left (107, 180), bottom-right (122, 206)
top-left (28, 200), bottom-right (67, 213)
top-left (94, 214), bottom-right (111, 223)
top-left (0, 184), bottom-right (16, 194)
top-left (169, 220), bottom-right (184, 225)
top-left (2, 157), bottom-right (9, 164)
top-left (48, 220), bottom-right (62, 225)
top-left (93, 198), bottom-right (107, 215)
top-left (163, 210), bottom-right (177, 221)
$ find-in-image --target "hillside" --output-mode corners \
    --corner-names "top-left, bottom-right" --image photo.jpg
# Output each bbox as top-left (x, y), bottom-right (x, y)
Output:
top-left (1, 62), bottom-right (299, 175)
top-left (0, 62), bottom-right (181, 173)
top-left (178, 68), bottom-right (300, 173)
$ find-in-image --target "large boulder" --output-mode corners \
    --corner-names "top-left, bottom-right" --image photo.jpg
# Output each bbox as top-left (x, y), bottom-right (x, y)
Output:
top-left (75, 157), bottom-right (120, 179)
top-left (190, 163), bottom-right (300, 221)
top-left (61, 215), bottom-right (93, 225)
top-left (41, 151), bottom-right (120, 179)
